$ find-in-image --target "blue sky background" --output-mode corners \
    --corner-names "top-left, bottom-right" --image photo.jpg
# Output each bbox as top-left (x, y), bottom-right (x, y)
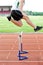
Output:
top-left (0, 0), bottom-right (43, 12)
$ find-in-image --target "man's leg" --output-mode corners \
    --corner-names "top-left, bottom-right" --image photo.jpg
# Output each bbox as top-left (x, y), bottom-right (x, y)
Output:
top-left (10, 18), bottom-right (23, 27)
top-left (7, 16), bottom-right (23, 27)
top-left (22, 13), bottom-right (43, 32)
top-left (22, 13), bottom-right (36, 28)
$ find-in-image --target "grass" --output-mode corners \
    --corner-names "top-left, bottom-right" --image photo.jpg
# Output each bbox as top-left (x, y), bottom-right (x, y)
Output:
top-left (0, 16), bottom-right (43, 33)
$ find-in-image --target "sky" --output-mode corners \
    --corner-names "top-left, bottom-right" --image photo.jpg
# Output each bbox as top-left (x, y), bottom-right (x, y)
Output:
top-left (0, 0), bottom-right (43, 12)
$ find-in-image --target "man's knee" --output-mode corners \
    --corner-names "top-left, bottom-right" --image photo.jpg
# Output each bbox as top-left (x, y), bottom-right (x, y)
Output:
top-left (23, 14), bottom-right (28, 19)
top-left (23, 14), bottom-right (29, 20)
top-left (19, 23), bottom-right (23, 27)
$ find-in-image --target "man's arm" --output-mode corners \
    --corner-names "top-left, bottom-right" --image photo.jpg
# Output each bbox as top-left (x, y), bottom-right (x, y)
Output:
top-left (19, 0), bottom-right (25, 11)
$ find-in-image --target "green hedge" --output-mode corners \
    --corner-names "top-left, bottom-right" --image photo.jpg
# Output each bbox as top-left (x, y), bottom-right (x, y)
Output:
top-left (23, 11), bottom-right (43, 16)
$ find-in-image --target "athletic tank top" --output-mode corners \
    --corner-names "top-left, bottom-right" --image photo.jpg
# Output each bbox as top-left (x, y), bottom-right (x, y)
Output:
top-left (11, 0), bottom-right (25, 10)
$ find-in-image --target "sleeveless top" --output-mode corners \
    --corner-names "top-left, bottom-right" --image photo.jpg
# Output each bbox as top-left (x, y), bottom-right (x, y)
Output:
top-left (11, 0), bottom-right (25, 10)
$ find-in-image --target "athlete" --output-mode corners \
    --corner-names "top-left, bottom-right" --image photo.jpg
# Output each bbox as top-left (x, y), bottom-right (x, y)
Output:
top-left (7, 0), bottom-right (43, 32)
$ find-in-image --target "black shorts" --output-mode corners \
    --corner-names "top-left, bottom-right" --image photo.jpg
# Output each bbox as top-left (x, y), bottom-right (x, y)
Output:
top-left (11, 10), bottom-right (23, 21)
